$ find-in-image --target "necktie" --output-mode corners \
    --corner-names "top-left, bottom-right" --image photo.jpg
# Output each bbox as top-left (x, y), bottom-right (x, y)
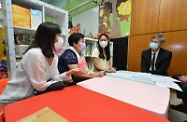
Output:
top-left (151, 53), bottom-right (156, 71)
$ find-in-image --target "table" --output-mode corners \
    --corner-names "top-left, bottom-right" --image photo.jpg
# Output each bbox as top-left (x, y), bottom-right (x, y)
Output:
top-left (78, 76), bottom-right (170, 118)
top-left (5, 85), bottom-right (169, 122)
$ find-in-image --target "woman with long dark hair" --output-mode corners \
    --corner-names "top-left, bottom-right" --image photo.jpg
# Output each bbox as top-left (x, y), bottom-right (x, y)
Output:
top-left (92, 34), bottom-right (116, 73)
top-left (0, 22), bottom-right (83, 109)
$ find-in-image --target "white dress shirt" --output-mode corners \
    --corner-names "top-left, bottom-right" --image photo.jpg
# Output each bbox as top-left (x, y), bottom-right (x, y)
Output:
top-left (149, 49), bottom-right (160, 71)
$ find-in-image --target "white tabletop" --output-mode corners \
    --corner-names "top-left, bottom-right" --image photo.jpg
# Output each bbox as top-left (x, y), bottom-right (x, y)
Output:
top-left (77, 76), bottom-right (170, 118)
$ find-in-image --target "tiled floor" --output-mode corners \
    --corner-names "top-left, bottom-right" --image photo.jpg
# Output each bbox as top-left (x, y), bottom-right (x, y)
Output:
top-left (169, 92), bottom-right (187, 122)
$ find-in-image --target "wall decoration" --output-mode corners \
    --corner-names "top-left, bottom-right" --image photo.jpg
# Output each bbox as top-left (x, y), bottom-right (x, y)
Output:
top-left (99, 2), bottom-right (112, 34)
top-left (99, 0), bottom-right (131, 38)
top-left (69, 23), bottom-right (81, 35)
top-left (50, 0), bottom-right (131, 38)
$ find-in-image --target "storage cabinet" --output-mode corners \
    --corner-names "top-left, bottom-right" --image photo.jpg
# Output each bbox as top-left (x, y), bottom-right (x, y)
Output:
top-left (128, 34), bottom-right (151, 72)
top-left (130, 0), bottom-right (187, 35)
top-left (84, 37), bottom-right (113, 70)
top-left (2, 0), bottom-right (68, 76)
top-left (130, 0), bottom-right (160, 35)
top-left (158, 0), bottom-right (187, 32)
top-left (161, 30), bottom-right (187, 75)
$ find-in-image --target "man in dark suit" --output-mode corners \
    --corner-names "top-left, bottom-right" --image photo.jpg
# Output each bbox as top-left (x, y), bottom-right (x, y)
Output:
top-left (141, 33), bottom-right (172, 76)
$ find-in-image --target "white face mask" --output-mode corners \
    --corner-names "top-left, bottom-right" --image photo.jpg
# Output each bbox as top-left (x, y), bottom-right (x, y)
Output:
top-left (58, 37), bottom-right (64, 45)
top-left (149, 42), bottom-right (159, 50)
top-left (54, 37), bottom-right (64, 54)
top-left (99, 41), bottom-right (108, 48)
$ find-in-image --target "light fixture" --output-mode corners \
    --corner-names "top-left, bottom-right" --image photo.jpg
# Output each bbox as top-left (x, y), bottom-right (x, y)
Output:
top-left (0, 2), bottom-right (2, 9)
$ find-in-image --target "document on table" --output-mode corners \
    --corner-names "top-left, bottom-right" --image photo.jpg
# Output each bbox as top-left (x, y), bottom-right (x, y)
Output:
top-left (149, 75), bottom-right (180, 82)
top-left (155, 80), bottom-right (182, 92)
top-left (130, 73), bottom-right (155, 85)
top-left (106, 70), bottom-right (182, 91)
top-left (17, 107), bottom-right (69, 122)
top-left (148, 74), bottom-right (182, 91)
top-left (106, 71), bottom-right (133, 80)
top-left (106, 71), bottom-right (155, 85)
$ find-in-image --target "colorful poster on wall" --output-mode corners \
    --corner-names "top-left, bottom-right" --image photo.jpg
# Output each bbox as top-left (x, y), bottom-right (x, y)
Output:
top-left (99, 0), bottom-right (131, 38)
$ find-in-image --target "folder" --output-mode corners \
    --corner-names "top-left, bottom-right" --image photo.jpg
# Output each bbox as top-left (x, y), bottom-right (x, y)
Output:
top-left (17, 107), bottom-right (69, 122)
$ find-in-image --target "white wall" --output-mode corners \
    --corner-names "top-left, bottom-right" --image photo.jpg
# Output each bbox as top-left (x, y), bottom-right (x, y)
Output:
top-left (72, 6), bottom-right (99, 38)
top-left (0, 9), bottom-right (3, 28)
top-left (0, 0), bottom-right (3, 28)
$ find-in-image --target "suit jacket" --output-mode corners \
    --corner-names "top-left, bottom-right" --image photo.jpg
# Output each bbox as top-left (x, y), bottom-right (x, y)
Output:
top-left (141, 48), bottom-right (172, 76)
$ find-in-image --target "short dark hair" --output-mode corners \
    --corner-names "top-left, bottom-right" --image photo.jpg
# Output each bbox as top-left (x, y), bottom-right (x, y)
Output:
top-left (68, 33), bottom-right (84, 46)
top-left (97, 34), bottom-right (111, 61)
top-left (25, 22), bottom-right (61, 58)
top-left (68, 21), bottom-right (73, 29)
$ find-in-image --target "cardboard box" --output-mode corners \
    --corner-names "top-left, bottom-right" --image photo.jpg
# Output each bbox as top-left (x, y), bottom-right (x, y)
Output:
top-left (12, 4), bottom-right (31, 28)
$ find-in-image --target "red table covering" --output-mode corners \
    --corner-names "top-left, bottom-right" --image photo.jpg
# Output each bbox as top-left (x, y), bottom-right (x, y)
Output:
top-left (5, 86), bottom-right (169, 122)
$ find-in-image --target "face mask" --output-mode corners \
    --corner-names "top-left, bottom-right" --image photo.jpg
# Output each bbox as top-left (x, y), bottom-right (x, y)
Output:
top-left (79, 42), bottom-right (86, 51)
top-left (58, 37), bottom-right (64, 45)
top-left (54, 37), bottom-right (64, 54)
top-left (149, 42), bottom-right (158, 50)
top-left (99, 41), bottom-right (108, 48)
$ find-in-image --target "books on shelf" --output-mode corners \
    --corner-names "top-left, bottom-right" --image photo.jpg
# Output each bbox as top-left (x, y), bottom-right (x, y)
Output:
top-left (85, 42), bottom-right (92, 56)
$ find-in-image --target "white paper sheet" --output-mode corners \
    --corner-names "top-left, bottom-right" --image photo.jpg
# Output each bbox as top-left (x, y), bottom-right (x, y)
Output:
top-left (106, 70), bottom-right (182, 91)
top-left (149, 75), bottom-right (180, 82)
top-left (155, 80), bottom-right (182, 92)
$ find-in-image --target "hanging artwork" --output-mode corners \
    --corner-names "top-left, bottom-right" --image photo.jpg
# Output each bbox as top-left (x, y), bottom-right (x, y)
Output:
top-left (99, 0), bottom-right (131, 38)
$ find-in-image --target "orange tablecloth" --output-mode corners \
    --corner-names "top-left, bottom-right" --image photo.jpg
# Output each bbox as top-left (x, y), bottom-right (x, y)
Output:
top-left (5, 86), bottom-right (169, 122)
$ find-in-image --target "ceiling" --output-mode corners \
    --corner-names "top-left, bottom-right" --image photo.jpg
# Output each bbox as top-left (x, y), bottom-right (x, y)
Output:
top-left (39, 0), bottom-right (53, 4)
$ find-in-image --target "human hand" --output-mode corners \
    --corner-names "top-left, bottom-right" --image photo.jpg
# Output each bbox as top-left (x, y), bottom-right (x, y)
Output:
top-left (94, 71), bottom-right (105, 77)
top-left (179, 75), bottom-right (187, 82)
top-left (100, 71), bottom-right (105, 76)
top-left (110, 67), bottom-right (117, 73)
top-left (106, 68), bottom-right (116, 73)
top-left (66, 68), bottom-right (84, 77)
top-left (63, 79), bottom-right (73, 84)
top-left (71, 68), bottom-right (84, 75)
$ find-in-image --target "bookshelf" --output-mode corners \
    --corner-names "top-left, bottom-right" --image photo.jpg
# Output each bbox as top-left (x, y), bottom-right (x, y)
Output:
top-left (2, 0), bottom-right (68, 76)
top-left (84, 37), bottom-right (113, 70)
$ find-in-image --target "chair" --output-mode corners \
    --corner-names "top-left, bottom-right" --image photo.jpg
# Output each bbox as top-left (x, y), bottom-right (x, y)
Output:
top-left (0, 78), bottom-right (10, 122)
top-left (0, 72), bottom-right (8, 80)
